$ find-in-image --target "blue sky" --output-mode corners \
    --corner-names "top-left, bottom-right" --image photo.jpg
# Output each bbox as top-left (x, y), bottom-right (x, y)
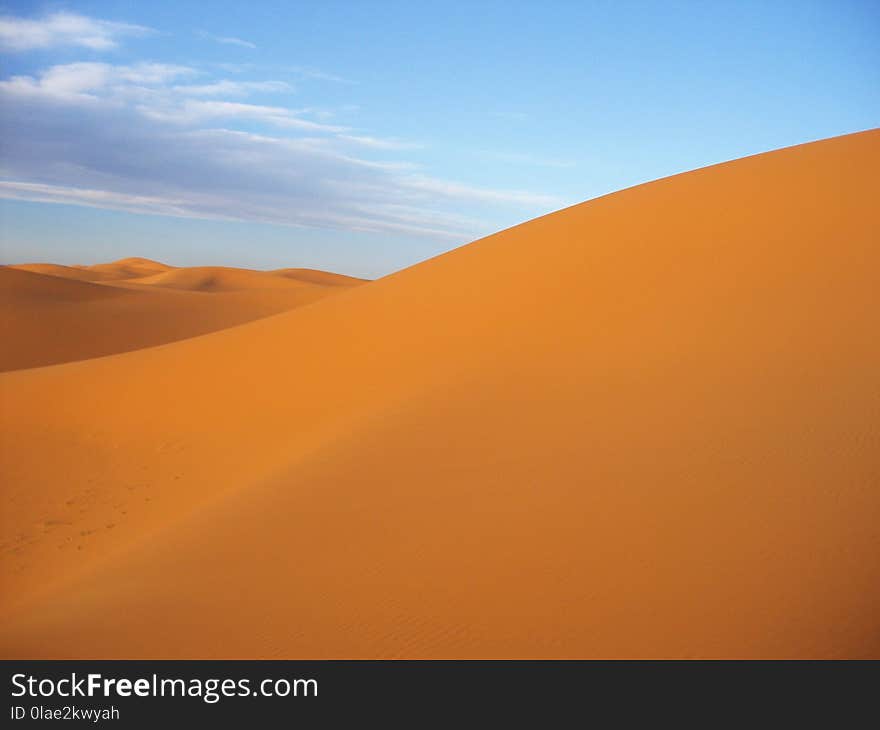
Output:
top-left (1, 1), bottom-right (877, 277)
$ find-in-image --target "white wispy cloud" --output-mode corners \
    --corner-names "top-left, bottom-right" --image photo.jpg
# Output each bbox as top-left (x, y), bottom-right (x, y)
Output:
top-left (0, 181), bottom-right (194, 218)
top-left (204, 62), bottom-right (353, 85)
top-left (289, 66), bottom-right (352, 84)
top-left (0, 62), bottom-right (197, 102)
top-left (0, 52), bottom-right (561, 241)
top-left (173, 80), bottom-right (293, 97)
top-left (0, 63), bottom-right (334, 130)
top-left (337, 135), bottom-right (421, 150)
top-left (197, 31), bottom-right (257, 49)
top-left (0, 11), bottom-right (151, 52)
top-left (137, 99), bottom-right (347, 132)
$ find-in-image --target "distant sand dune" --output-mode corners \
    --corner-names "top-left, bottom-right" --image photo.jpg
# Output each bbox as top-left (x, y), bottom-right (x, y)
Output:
top-left (1, 267), bottom-right (130, 303)
top-left (9, 259), bottom-right (367, 289)
top-left (9, 257), bottom-right (170, 282)
top-left (8, 263), bottom-right (118, 282)
top-left (125, 266), bottom-right (336, 292)
top-left (271, 268), bottom-right (368, 287)
top-left (0, 263), bottom-right (363, 371)
top-left (85, 257), bottom-right (174, 280)
top-left (0, 130), bottom-right (877, 658)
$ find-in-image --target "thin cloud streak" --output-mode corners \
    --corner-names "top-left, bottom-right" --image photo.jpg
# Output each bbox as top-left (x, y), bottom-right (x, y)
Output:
top-left (338, 135), bottom-right (422, 150)
top-left (197, 31), bottom-right (257, 49)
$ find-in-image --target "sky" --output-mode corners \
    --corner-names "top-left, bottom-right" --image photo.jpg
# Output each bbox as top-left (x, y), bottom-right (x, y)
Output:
top-left (0, 1), bottom-right (878, 278)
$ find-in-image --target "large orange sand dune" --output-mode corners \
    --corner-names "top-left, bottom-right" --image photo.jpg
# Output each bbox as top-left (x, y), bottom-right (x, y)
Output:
top-left (0, 130), bottom-right (878, 658)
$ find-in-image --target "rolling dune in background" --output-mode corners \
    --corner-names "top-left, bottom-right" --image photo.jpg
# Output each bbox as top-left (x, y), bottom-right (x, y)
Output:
top-left (0, 130), bottom-right (878, 658)
top-left (270, 268), bottom-right (368, 287)
top-left (0, 262), bottom-right (365, 371)
top-left (81, 257), bottom-right (174, 280)
top-left (114, 266), bottom-right (359, 292)
top-left (8, 263), bottom-right (119, 282)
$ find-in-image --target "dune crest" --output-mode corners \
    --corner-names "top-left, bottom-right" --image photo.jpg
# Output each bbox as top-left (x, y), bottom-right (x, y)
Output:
top-left (1, 130), bottom-right (878, 658)
top-left (85, 257), bottom-right (174, 280)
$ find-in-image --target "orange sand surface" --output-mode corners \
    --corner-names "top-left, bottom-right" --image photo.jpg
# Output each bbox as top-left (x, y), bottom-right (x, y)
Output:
top-left (0, 130), bottom-right (877, 658)
top-left (0, 262), bottom-right (365, 371)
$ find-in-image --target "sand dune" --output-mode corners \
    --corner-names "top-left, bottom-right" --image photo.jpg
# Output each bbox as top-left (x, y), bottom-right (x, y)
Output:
top-left (10, 258), bottom-right (366, 289)
top-left (0, 263), bottom-right (362, 371)
top-left (0, 130), bottom-right (878, 658)
top-left (8, 263), bottom-right (118, 282)
top-left (271, 268), bottom-right (368, 287)
top-left (9, 257), bottom-right (170, 282)
top-left (123, 266), bottom-right (338, 292)
top-left (2, 267), bottom-right (131, 303)
top-left (85, 256), bottom-right (174, 280)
